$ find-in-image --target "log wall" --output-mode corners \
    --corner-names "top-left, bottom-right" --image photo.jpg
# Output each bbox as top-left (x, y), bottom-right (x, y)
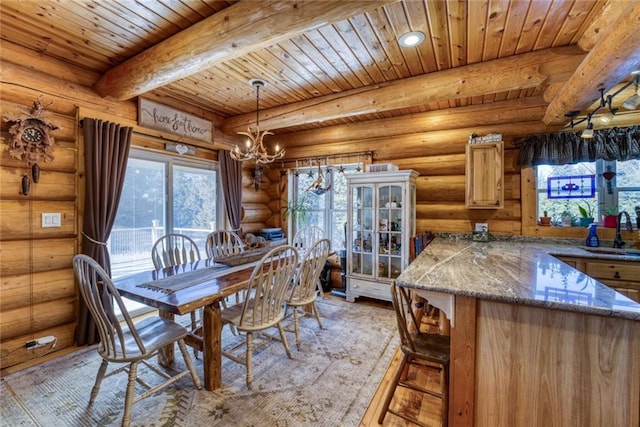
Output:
top-left (0, 42), bottom-right (242, 372)
top-left (2, 40), bottom-right (634, 373)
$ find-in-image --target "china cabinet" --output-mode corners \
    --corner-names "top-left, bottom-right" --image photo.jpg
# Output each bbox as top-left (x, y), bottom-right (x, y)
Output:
top-left (465, 141), bottom-right (504, 209)
top-left (345, 170), bottom-right (418, 302)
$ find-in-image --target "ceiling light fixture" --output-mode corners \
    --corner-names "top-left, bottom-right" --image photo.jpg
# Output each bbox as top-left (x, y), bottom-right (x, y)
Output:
top-left (398, 31), bottom-right (425, 48)
top-left (622, 74), bottom-right (640, 110)
top-left (562, 71), bottom-right (640, 132)
top-left (597, 91), bottom-right (617, 124)
top-left (230, 79), bottom-right (285, 164)
top-left (581, 116), bottom-right (594, 139)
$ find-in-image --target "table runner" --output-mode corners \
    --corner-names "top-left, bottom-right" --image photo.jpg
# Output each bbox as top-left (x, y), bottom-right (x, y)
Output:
top-left (137, 265), bottom-right (231, 294)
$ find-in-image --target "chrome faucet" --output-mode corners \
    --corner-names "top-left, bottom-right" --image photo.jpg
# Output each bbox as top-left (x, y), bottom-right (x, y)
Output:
top-left (613, 211), bottom-right (632, 248)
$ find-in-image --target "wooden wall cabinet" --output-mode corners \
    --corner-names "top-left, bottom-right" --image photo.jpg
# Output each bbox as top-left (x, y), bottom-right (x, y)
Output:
top-left (465, 142), bottom-right (504, 209)
top-left (345, 170), bottom-right (418, 302)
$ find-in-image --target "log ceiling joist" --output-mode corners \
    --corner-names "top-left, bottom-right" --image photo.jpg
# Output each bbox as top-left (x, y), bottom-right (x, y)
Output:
top-left (222, 47), bottom-right (585, 133)
top-left (93, 0), bottom-right (398, 101)
top-left (276, 97), bottom-right (550, 148)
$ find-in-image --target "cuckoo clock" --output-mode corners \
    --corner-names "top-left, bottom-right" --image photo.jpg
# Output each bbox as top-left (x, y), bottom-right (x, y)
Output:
top-left (3, 99), bottom-right (58, 195)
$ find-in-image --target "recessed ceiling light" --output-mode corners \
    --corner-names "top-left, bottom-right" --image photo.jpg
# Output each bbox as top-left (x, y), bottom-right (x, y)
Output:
top-left (398, 31), bottom-right (425, 48)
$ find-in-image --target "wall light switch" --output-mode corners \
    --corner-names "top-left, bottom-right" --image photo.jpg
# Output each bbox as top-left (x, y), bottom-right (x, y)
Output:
top-left (42, 213), bottom-right (62, 227)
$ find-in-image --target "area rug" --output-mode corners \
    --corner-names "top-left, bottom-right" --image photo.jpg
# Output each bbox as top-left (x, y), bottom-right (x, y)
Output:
top-left (1, 298), bottom-right (398, 426)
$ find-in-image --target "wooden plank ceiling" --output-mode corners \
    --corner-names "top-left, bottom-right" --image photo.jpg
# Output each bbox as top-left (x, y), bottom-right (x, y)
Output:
top-left (1, 0), bottom-right (639, 137)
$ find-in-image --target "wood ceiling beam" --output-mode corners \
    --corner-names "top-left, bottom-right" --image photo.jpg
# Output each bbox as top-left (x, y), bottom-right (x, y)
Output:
top-left (282, 121), bottom-right (556, 161)
top-left (93, 0), bottom-right (398, 101)
top-left (222, 47), bottom-right (585, 133)
top-left (543, 2), bottom-right (640, 125)
top-left (275, 97), bottom-right (549, 148)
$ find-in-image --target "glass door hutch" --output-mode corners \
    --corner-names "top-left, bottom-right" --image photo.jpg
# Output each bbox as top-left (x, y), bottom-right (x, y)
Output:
top-left (345, 170), bottom-right (418, 302)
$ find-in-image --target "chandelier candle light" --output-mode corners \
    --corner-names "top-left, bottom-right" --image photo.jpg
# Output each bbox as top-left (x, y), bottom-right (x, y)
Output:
top-left (231, 79), bottom-right (285, 164)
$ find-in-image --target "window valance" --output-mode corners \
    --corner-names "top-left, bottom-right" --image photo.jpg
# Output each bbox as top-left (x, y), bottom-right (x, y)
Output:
top-left (517, 125), bottom-right (640, 166)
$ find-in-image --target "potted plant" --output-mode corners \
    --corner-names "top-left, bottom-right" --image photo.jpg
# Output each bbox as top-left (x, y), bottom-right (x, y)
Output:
top-left (577, 201), bottom-right (595, 227)
top-left (560, 209), bottom-right (574, 227)
top-left (282, 193), bottom-right (312, 225)
top-left (539, 210), bottom-right (551, 226)
top-left (602, 206), bottom-right (618, 228)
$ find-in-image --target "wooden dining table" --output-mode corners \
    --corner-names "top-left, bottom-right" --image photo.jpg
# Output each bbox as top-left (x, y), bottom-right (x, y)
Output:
top-left (113, 259), bottom-right (258, 391)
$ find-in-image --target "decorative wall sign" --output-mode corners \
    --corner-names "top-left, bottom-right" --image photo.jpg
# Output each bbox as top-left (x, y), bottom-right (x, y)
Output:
top-left (165, 142), bottom-right (195, 156)
top-left (468, 132), bottom-right (502, 144)
top-left (546, 174), bottom-right (596, 199)
top-left (3, 99), bottom-right (59, 195)
top-left (138, 98), bottom-right (213, 143)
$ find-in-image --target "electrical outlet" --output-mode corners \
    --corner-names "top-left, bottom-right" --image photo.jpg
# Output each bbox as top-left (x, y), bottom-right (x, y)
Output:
top-left (25, 335), bottom-right (56, 349)
top-left (475, 223), bottom-right (489, 232)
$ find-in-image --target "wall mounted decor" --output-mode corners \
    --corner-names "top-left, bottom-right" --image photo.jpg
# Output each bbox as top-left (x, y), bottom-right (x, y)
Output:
top-left (252, 166), bottom-right (264, 192)
top-left (3, 99), bottom-right (59, 195)
top-left (139, 98), bottom-right (213, 143)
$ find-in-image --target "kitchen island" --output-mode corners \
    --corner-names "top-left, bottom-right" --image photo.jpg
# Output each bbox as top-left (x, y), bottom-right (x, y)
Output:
top-left (397, 237), bottom-right (640, 427)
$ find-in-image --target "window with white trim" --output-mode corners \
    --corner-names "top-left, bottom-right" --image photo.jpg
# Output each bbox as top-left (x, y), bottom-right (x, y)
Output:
top-left (290, 164), bottom-right (360, 250)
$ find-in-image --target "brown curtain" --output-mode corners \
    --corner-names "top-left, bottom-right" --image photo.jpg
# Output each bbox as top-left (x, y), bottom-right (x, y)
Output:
top-left (219, 150), bottom-right (243, 231)
top-left (517, 125), bottom-right (640, 166)
top-left (76, 118), bottom-right (132, 346)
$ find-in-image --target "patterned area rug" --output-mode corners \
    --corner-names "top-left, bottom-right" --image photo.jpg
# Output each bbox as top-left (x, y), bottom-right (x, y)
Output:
top-left (1, 298), bottom-right (398, 426)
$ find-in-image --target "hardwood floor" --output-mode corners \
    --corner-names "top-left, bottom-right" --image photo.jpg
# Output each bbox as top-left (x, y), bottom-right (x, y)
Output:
top-left (355, 296), bottom-right (446, 427)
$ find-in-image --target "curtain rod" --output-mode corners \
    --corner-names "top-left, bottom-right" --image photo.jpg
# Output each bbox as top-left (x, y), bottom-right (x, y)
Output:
top-left (279, 151), bottom-right (373, 168)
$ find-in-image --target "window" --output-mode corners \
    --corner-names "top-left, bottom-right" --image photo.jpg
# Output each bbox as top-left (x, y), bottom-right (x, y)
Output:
top-left (109, 148), bottom-right (221, 315)
top-left (290, 165), bottom-right (359, 250)
top-left (536, 159), bottom-right (640, 226)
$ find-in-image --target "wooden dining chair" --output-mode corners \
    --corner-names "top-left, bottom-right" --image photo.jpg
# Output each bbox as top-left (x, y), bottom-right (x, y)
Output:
top-left (205, 230), bottom-right (246, 310)
top-left (72, 254), bottom-right (201, 427)
top-left (151, 233), bottom-right (204, 353)
top-left (151, 233), bottom-right (201, 269)
top-left (292, 226), bottom-right (327, 297)
top-left (292, 225), bottom-right (324, 250)
top-left (220, 245), bottom-right (299, 390)
top-left (205, 229), bottom-right (245, 260)
top-left (378, 282), bottom-right (450, 427)
top-left (285, 238), bottom-right (330, 350)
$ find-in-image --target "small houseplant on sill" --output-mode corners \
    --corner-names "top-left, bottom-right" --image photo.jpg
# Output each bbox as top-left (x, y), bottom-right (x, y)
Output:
top-left (577, 201), bottom-right (595, 227)
top-left (602, 206), bottom-right (618, 228)
top-left (539, 210), bottom-right (551, 226)
top-left (560, 209), bottom-right (574, 227)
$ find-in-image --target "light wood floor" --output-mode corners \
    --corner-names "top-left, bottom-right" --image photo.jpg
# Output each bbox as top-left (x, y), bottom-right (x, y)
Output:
top-left (354, 296), bottom-right (445, 427)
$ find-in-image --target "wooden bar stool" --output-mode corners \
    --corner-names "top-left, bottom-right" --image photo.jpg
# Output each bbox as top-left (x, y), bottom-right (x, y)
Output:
top-left (378, 282), bottom-right (450, 427)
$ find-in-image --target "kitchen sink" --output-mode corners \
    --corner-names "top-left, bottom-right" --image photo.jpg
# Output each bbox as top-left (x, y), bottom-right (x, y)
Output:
top-left (582, 247), bottom-right (640, 257)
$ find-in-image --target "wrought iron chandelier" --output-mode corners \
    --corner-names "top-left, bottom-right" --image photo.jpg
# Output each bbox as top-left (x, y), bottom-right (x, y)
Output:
top-left (230, 79), bottom-right (285, 164)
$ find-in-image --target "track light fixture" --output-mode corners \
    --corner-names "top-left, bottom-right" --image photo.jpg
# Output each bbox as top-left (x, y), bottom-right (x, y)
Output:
top-left (581, 116), bottom-right (594, 139)
top-left (622, 74), bottom-right (640, 110)
top-left (562, 71), bottom-right (640, 133)
top-left (597, 90), bottom-right (618, 124)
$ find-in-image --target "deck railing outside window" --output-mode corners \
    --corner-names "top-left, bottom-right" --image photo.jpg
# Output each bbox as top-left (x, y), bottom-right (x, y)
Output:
top-left (109, 223), bottom-right (214, 279)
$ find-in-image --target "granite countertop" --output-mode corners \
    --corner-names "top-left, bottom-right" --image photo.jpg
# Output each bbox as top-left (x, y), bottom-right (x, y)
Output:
top-left (396, 236), bottom-right (640, 321)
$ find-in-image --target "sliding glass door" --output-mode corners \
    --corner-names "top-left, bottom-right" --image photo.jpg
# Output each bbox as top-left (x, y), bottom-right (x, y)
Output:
top-left (109, 148), bottom-right (221, 315)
